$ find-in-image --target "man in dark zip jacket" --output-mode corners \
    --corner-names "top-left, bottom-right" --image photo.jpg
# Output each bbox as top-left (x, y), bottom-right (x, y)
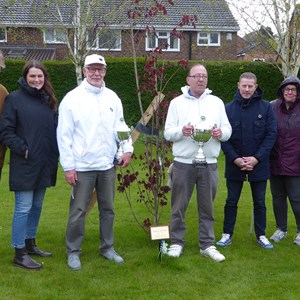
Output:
top-left (216, 72), bottom-right (276, 250)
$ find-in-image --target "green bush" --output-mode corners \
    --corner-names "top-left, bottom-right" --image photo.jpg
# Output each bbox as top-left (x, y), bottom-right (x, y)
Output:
top-left (0, 58), bottom-right (285, 126)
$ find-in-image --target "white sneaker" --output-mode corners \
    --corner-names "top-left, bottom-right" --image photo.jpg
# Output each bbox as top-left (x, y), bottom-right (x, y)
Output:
top-left (293, 233), bottom-right (300, 245)
top-left (167, 244), bottom-right (183, 257)
top-left (200, 246), bottom-right (225, 262)
top-left (101, 249), bottom-right (124, 264)
top-left (216, 233), bottom-right (232, 247)
top-left (270, 229), bottom-right (287, 243)
top-left (257, 235), bottom-right (274, 249)
top-left (67, 254), bottom-right (81, 270)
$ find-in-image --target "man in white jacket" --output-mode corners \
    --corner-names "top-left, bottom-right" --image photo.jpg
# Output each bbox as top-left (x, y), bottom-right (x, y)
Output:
top-left (164, 64), bottom-right (231, 262)
top-left (57, 54), bottom-right (133, 270)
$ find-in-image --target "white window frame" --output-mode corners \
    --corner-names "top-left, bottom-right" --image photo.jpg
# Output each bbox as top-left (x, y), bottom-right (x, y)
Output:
top-left (87, 30), bottom-right (121, 51)
top-left (146, 31), bottom-right (180, 52)
top-left (0, 27), bottom-right (7, 42)
top-left (44, 28), bottom-right (66, 44)
top-left (253, 58), bottom-right (265, 62)
top-left (197, 32), bottom-right (220, 46)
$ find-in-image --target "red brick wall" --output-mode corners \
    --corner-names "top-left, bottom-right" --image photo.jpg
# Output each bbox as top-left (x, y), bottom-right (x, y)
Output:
top-left (1, 27), bottom-right (238, 61)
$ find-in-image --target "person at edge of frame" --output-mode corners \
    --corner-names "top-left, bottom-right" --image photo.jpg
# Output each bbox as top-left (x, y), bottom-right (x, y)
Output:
top-left (269, 76), bottom-right (300, 246)
top-left (0, 50), bottom-right (9, 181)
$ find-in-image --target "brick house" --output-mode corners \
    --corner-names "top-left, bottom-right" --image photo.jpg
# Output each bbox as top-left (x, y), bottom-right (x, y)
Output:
top-left (236, 36), bottom-right (278, 62)
top-left (0, 0), bottom-right (239, 62)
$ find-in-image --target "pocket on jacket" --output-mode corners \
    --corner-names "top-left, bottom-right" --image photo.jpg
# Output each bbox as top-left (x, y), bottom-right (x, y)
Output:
top-left (230, 121), bottom-right (241, 141)
top-left (254, 120), bottom-right (266, 140)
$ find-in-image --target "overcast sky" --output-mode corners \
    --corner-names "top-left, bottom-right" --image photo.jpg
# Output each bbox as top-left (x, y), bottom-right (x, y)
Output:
top-left (226, 0), bottom-right (276, 37)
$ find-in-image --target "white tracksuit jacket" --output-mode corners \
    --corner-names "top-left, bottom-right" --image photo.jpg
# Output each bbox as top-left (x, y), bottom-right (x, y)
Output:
top-left (57, 79), bottom-right (133, 171)
top-left (164, 86), bottom-right (231, 164)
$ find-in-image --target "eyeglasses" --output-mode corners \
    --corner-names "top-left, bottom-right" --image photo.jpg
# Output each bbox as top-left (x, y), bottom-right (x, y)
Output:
top-left (283, 87), bottom-right (297, 93)
top-left (86, 67), bottom-right (106, 74)
top-left (188, 74), bottom-right (208, 79)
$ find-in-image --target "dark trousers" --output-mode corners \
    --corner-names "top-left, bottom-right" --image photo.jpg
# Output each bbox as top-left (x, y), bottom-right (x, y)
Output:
top-left (223, 179), bottom-right (267, 238)
top-left (270, 175), bottom-right (300, 233)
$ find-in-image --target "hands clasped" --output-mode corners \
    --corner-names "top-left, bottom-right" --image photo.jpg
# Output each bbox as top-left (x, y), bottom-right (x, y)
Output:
top-left (234, 156), bottom-right (258, 171)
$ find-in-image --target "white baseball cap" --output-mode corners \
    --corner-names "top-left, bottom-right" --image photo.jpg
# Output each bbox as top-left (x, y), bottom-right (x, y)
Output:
top-left (84, 54), bottom-right (106, 67)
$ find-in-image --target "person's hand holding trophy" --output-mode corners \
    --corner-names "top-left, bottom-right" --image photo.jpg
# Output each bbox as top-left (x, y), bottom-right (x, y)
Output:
top-left (191, 124), bottom-right (213, 168)
top-left (114, 118), bottom-right (132, 166)
top-left (183, 122), bottom-right (217, 168)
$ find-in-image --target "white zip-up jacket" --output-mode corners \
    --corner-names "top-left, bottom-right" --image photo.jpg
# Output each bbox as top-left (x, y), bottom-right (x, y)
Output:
top-left (164, 86), bottom-right (231, 164)
top-left (57, 79), bottom-right (133, 171)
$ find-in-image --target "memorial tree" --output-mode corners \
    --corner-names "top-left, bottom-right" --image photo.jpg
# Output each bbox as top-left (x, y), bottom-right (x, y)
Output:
top-left (114, 0), bottom-right (191, 234)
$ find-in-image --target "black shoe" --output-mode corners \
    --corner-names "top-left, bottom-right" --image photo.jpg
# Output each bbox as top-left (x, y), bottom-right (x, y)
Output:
top-left (25, 238), bottom-right (52, 257)
top-left (14, 247), bottom-right (42, 270)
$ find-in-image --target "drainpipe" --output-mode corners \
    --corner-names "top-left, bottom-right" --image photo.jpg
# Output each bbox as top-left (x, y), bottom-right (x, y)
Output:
top-left (188, 31), bottom-right (192, 60)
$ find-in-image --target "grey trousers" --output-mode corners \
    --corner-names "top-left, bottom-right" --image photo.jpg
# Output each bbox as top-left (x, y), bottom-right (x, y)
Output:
top-left (66, 168), bottom-right (116, 255)
top-left (170, 161), bottom-right (218, 250)
top-left (270, 175), bottom-right (300, 233)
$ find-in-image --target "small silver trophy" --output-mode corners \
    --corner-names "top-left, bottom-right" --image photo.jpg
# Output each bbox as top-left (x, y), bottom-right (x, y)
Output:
top-left (191, 125), bottom-right (212, 168)
top-left (115, 120), bottom-right (131, 165)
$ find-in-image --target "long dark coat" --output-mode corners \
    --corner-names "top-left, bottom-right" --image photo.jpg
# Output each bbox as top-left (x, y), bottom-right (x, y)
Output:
top-left (221, 87), bottom-right (276, 182)
top-left (0, 77), bottom-right (59, 191)
top-left (270, 99), bottom-right (300, 176)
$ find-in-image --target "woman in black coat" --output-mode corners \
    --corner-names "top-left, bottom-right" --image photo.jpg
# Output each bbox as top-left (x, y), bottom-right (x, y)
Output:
top-left (1, 60), bottom-right (59, 270)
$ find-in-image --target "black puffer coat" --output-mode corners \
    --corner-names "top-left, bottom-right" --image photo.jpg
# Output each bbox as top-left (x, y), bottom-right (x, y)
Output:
top-left (0, 77), bottom-right (59, 191)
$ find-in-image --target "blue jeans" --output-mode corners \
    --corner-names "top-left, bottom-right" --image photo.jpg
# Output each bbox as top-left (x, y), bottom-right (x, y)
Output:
top-left (223, 180), bottom-right (267, 237)
top-left (12, 188), bottom-right (46, 248)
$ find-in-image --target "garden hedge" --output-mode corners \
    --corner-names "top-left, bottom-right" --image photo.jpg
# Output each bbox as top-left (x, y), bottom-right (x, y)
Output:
top-left (0, 58), bottom-right (284, 126)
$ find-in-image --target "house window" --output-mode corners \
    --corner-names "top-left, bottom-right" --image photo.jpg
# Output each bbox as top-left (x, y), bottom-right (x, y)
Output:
top-left (44, 29), bottom-right (66, 44)
top-left (87, 30), bottom-right (121, 51)
top-left (197, 32), bottom-right (220, 46)
top-left (146, 31), bottom-right (180, 51)
top-left (226, 33), bottom-right (233, 41)
top-left (0, 28), bottom-right (7, 42)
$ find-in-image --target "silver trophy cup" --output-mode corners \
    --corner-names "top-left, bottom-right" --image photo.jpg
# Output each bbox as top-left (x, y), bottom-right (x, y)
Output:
top-left (115, 124), bottom-right (131, 165)
top-left (191, 126), bottom-right (212, 168)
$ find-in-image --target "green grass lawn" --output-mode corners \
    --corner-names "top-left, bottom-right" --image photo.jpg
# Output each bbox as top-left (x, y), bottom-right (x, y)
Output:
top-left (0, 144), bottom-right (299, 300)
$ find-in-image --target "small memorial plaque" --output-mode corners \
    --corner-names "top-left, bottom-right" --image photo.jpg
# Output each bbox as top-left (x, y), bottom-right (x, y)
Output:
top-left (150, 225), bottom-right (170, 240)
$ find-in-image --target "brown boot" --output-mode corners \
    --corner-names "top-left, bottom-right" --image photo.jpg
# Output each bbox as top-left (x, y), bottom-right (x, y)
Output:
top-left (14, 247), bottom-right (42, 270)
top-left (25, 238), bottom-right (52, 257)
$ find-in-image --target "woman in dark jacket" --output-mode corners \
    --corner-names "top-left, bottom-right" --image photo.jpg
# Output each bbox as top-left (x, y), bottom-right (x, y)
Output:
top-left (1, 60), bottom-right (59, 270)
top-left (269, 76), bottom-right (300, 246)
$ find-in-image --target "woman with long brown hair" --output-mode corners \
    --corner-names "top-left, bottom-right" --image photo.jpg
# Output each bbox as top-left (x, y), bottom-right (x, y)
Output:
top-left (1, 60), bottom-right (59, 270)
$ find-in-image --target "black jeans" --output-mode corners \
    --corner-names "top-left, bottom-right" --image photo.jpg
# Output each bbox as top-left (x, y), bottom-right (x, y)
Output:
top-left (223, 179), bottom-right (267, 237)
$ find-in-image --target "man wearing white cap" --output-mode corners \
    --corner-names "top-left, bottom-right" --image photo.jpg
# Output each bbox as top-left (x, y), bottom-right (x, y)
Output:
top-left (0, 50), bottom-right (9, 180)
top-left (57, 54), bottom-right (133, 270)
